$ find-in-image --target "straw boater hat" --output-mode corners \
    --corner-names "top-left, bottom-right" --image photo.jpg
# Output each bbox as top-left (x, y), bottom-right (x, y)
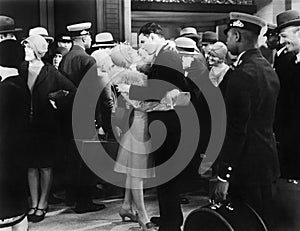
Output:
top-left (29, 26), bottom-right (54, 42)
top-left (276, 10), bottom-right (300, 32)
top-left (0, 15), bottom-right (22, 33)
top-left (92, 32), bottom-right (116, 48)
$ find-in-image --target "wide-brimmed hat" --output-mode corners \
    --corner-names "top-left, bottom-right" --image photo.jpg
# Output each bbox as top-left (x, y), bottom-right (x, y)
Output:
top-left (276, 10), bottom-right (300, 32)
top-left (0, 15), bottom-right (22, 33)
top-left (92, 32), bottom-right (116, 48)
top-left (202, 31), bottom-right (218, 44)
top-left (179, 27), bottom-right (201, 43)
top-left (175, 37), bottom-right (198, 55)
top-left (29, 27), bottom-right (54, 42)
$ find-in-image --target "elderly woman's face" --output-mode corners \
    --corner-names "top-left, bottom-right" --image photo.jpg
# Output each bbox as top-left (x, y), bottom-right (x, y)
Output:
top-left (24, 44), bottom-right (36, 61)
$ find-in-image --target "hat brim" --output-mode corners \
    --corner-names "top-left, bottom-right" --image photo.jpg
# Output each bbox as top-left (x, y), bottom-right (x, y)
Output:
top-left (276, 19), bottom-right (300, 32)
top-left (180, 34), bottom-right (201, 41)
top-left (43, 36), bottom-right (54, 42)
top-left (0, 28), bottom-right (22, 33)
top-left (92, 43), bottom-right (116, 48)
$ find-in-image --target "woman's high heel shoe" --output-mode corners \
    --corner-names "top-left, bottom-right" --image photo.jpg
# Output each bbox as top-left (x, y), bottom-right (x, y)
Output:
top-left (119, 208), bottom-right (138, 222)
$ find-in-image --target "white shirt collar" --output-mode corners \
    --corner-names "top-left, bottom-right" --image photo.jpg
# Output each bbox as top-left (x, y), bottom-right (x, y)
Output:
top-left (296, 52), bottom-right (300, 64)
top-left (0, 66), bottom-right (19, 82)
top-left (233, 51), bottom-right (246, 67)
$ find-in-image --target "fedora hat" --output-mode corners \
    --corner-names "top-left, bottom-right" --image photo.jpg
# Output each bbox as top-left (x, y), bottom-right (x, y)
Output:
top-left (202, 31), bottom-right (218, 44)
top-left (29, 27), bottom-right (54, 42)
top-left (175, 37), bottom-right (198, 55)
top-left (179, 27), bottom-right (201, 42)
top-left (276, 10), bottom-right (300, 32)
top-left (92, 32), bottom-right (116, 48)
top-left (0, 15), bottom-right (22, 33)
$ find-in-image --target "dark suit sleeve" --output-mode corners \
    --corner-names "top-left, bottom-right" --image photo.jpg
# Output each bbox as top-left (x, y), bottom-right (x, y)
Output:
top-left (218, 69), bottom-right (253, 181)
top-left (51, 67), bottom-right (77, 109)
top-left (129, 49), bottom-right (186, 101)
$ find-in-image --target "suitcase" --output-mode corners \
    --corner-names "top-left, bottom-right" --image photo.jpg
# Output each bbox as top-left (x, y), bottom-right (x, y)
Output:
top-left (184, 200), bottom-right (267, 231)
top-left (273, 179), bottom-right (300, 231)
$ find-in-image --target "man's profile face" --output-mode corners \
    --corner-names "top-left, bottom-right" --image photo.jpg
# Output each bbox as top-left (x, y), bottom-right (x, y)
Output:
top-left (139, 33), bottom-right (157, 55)
top-left (279, 26), bottom-right (300, 53)
top-left (226, 29), bottom-right (238, 56)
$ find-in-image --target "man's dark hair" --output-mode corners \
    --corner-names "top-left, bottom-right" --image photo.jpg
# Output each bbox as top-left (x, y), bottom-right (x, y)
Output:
top-left (138, 22), bottom-right (164, 36)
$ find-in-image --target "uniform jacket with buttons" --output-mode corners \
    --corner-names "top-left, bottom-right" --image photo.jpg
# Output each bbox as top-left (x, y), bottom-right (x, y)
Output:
top-left (218, 49), bottom-right (280, 185)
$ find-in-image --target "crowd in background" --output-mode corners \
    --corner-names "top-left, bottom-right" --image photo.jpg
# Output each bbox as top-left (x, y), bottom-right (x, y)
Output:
top-left (0, 8), bottom-right (300, 231)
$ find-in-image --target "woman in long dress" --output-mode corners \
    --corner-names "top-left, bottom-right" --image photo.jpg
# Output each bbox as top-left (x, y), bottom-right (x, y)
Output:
top-left (106, 44), bottom-right (155, 230)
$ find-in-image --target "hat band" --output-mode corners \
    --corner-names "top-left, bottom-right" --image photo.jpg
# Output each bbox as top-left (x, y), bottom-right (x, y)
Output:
top-left (227, 19), bottom-right (261, 35)
top-left (69, 30), bottom-right (90, 37)
top-left (177, 46), bottom-right (195, 53)
top-left (0, 24), bottom-right (15, 31)
top-left (95, 40), bottom-right (114, 44)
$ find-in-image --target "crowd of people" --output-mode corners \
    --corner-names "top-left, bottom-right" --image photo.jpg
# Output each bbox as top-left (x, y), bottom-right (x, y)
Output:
top-left (0, 8), bottom-right (300, 231)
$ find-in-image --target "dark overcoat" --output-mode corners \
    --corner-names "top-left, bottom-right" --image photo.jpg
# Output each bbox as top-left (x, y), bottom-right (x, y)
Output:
top-left (19, 62), bottom-right (76, 167)
top-left (0, 75), bottom-right (30, 220)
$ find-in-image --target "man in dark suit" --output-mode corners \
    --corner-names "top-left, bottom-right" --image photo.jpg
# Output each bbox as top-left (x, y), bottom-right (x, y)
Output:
top-left (118, 22), bottom-right (191, 231)
top-left (59, 22), bottom-right (105, 213)
top-left (214, 12), bottom-right (280, 229)
top-left (273, 10), bottom-right (300, 180)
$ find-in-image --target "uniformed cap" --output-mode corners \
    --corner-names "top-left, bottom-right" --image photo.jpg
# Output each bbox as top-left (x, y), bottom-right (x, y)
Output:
top-left (224, 12), bottom-right (266, 35)
top-left (67, 22), bottom-right (91, 37)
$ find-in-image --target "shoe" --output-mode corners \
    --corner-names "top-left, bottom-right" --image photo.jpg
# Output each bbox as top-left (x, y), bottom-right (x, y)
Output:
top-left (31, 207), bottom-right (48, 223)
top-left (119, 208), bottom-right (138, 222)
top-left (74, 202), bottom-right (106, 214)
top-left (27, 207), bottom-right (37, 222)
top-left (150, 216), bottom-right (160, 227)
top-left (180, 196), bottom-right (190, 204)
top-left (137, 217), bottom-right (156, 231)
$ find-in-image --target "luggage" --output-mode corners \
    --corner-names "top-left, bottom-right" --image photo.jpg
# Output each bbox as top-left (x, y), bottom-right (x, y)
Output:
top-left (184, 200), bottom-right (267, 231)
top-left (273, 178), bottom-right (300, 231)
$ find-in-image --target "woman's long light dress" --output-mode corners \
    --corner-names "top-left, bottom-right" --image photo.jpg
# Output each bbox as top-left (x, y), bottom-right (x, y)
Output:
top-left (114, 109), bottom-right (155, 178)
